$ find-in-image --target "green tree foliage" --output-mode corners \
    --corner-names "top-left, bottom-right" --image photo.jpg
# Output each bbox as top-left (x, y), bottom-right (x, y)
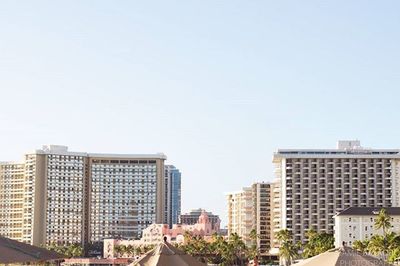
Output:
top-left (388, 247), bottom-right (400, 264)
top-left (350, 208), bottom-right (400, 263)
top-left (367, 235), bottom-right (385, 258)
top-left (46, 243), bottom-right (83, 258)
top-left (375, 209), bottom-right (392, 235)
top-left (176, 232), bottom-right (249, 265)
top-left (276, 229), bottom-right (298, 266)
top-left (113, 244), bottom-right (154, 258)
top-left (302, 229), bottom-right (334, 258)
top-left (352, 239), bottom-right (369, 254)
top-left (246, 228), bottom-right (259, 263)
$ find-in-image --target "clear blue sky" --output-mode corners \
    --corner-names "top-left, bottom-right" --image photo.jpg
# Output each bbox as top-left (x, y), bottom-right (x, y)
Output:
top-left (1, 1), bottom-right (400, 226)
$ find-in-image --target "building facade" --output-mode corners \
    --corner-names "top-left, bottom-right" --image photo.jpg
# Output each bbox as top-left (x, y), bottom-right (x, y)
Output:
top-left (270, 180), bottom-right (281, 254)
top-left (334, 207), bottom-right (400, 248)
top-left (273, 140), bottom-right (400, 245)
top-left (164, 165), bottom-right (181, 228)
top-left (179, 208), bottom-right (221, 232)
top-left (227, 183), bottom-right (272, 254)
top-left (0, 145), bottom-right (167, 247)
top-left (252, 182), bottom-right (271, 256)
top-left (0, 162), bottom-right (25, 241)
top-left (227, 187), bottom-right (254, 246)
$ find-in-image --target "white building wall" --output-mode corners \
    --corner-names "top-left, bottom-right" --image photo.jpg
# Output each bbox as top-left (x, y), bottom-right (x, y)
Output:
top-left (334, 214), bottom-right (400, 248)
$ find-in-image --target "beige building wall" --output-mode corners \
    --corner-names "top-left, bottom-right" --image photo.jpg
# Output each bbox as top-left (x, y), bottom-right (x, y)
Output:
top-left (270, 180), bottom-right (281, 255)
top-left (22, 154), bottom-right (38, 244)
top-left (0, 162), bottom-right (25, 241)
top-left (227, 187), bottom-right (255, 247)
top-left (31, 154), bottom-right (47, 246)
top-left (252, 182), bottom-right (271, 256)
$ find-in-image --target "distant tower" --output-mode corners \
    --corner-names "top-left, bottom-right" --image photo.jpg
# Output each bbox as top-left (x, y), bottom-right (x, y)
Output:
top-left (164, 165), bottom-right (182, 228)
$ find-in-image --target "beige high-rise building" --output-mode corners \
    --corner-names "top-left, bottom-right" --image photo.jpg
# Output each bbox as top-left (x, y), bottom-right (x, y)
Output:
top-left (251, 182), bottom-right (271, 256)
top-left (0, 145), bottom-right (166, 247)
top-left (272, 140), bottom-right (400, 245)
top-left (0, 162), bottom-right (25, 241)
top-left (227, 187), bottom-right (253, 246)
top-left (227, 182), bottom-right (272, 255)
top-left (270, 180), bottom-right (281, 254)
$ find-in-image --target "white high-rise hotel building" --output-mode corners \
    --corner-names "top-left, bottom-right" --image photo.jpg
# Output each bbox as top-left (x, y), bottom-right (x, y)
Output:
top-left (273, 140), bottom-right (400, 244)
top-left (0, 145), bottom-right (176, 247)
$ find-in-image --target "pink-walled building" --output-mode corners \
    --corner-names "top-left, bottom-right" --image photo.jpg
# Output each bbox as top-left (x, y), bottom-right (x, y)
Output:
top-left (104, 210), bottom-right (219, 258)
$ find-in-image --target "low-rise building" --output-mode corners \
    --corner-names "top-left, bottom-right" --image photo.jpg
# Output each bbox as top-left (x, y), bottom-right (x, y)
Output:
top-left (179, 208), bottom-right (221, 232)
top-left (104, 211), bottom-right (217, 258)
top-left (334, 207), bottom-right (400, 248)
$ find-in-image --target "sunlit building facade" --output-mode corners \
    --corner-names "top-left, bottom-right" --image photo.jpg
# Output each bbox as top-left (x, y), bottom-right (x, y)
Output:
top-left (227, 183), bottom-right (272, 255)
top-left (0, 145), bottom-right (167, 247)
top-left (0, 162), bottom-right (25, 241)
top-left (272, 140), bottom-right (400, 245)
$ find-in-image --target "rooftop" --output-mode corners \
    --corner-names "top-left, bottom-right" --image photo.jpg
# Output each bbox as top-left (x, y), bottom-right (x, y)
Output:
top-left (274, 140), bottom-right (400, 158)
top-left (335, 207), bottom-right (400, 216)
top-left (29, 145), bottom-right (167, 159)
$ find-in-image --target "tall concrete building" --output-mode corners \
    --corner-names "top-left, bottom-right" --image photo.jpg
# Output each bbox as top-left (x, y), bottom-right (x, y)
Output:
top-left (0, 145), bottom-right (167, 247)
top-left (164, 165), bottom-right (181, 228)
top-left (272, 140), bottom-right (400, 245)
top-left (227, 183), bottom-right (272, 255)
top-left (227, 187), bottom-right (253, 246)
top-left (270, 180), bottom-right (281, 254)
top-left (0, 162), bottom-right (25, 241)
top-left (251, 182), bottom-right (272, 255)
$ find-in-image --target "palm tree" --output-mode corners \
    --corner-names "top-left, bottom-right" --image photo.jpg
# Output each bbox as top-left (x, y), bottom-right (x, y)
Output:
top-left (373, 208), bottom-right (395, 261)
top-left (69, 244), bottom-right (83, 257)
top-left (388, 247), bottom-right (400, 264)
top-left (352, 239), bottom-right (369, 254)
top-left (120, 245), bottom-right (128, 257)
top-left (276, 229), bottom-right (298, 266)
top-left (368, 235), bottom-right (385, 259)
top-left (126, 244), bottom-right (134, 257)
top-left (375, 209), bottom-right (392, 235)
top-left (209, 233), bottom-right (228, 264)
top-left (303, 230), bottom-right (334, 258)
top-left (136, 245), bottom-right (143, 255)
top-left (248, 229), bottom-right (260, 264)
top-left (228, 233), bottom-right (247, 265)
top-left (276, 229), bottom-right (292, 243)
top-left (279, 242), bottom-right (298, 266)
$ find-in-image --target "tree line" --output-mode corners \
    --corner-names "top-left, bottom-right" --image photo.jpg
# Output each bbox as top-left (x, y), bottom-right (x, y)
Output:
top-left (45, 243), bottom-right (84, 258)
top-left (113, 244), bottom-right (155, 257)
top-left (174, 231), bottom-right (261, 265)
top-left (276, 228), bottom-right (334, 266)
